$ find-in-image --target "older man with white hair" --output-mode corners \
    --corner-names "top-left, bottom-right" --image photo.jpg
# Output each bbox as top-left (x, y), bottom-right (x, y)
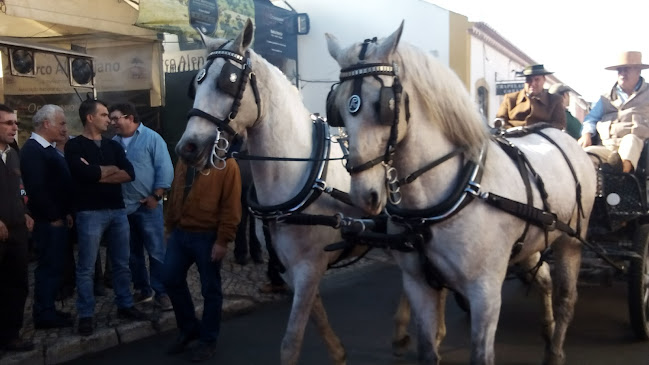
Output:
top-left (19, 104), bottom-right (75, 329)
top-left (579, 51), bottom-right (649, 173)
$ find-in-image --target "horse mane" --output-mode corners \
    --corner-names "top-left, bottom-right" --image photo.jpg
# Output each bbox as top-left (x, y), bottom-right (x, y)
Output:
top-left (392, 42), bottom-right (489, 160)
top-left (334, 39), bottom-right (489, 161)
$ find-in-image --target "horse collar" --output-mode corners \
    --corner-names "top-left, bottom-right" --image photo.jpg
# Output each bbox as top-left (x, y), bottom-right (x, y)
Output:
top-left (247, 119), bottom-right (332, 219)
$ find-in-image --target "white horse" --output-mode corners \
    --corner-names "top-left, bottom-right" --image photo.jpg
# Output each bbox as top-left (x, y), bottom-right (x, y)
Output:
top-left (175, 19), bottom-right (413, 365)
top-left (326, 22), bottom-right (596, 365)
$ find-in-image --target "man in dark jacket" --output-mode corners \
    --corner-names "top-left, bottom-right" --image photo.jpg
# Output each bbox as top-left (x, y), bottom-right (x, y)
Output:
top-left (65, 98), bottom-right (148, 336)
top-left (0, 103), bottom-right (34, 352)
top-left (20, 104), bottom-right (75, 329)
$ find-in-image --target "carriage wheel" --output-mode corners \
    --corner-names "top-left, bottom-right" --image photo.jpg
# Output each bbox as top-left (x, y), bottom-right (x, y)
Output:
top-left (628, 224), bottom-right (649, 340)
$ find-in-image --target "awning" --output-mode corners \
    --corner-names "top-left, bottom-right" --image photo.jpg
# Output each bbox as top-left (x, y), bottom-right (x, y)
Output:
top-left (0, 0), bottom-right (158, 40)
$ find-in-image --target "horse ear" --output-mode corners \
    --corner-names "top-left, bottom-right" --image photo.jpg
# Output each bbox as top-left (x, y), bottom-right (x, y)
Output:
top-left (375, 20), bottom-right (404, 59)
top-left (325, 33), bottom-right (342, 62)
top-left (233, 18), bottom-right (254, 52)
top-left (196, 28), bottom-right (222, 50)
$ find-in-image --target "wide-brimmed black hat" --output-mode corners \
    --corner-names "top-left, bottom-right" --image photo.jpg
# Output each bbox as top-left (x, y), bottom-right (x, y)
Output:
top-left (520, 64), bottom-right (553, 76)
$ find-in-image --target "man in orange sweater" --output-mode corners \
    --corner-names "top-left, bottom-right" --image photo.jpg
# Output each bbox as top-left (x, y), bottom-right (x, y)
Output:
top-left (162, 158), bottom-right (241, 362)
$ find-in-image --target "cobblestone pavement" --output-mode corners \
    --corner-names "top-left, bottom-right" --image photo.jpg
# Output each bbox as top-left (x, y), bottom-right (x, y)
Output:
top-left (0, 246), bottom-right (393, 365)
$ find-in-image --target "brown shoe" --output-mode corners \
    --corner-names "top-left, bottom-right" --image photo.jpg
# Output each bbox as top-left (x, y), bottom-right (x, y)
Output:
top-left (258, 282), bottom-right (289, 294)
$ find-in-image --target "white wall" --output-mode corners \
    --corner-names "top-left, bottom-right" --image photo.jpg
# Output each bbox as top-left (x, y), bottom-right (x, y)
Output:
top-left (469, 37), bottom-right (524, 123)
top-left (287, 0), bottom-right (451, 115)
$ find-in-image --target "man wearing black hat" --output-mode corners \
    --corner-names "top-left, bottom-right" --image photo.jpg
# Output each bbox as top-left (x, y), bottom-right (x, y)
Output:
top-left (496, 64), bottom-right (566, 130)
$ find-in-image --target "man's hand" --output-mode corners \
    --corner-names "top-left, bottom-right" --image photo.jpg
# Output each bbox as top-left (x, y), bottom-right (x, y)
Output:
top-left (99, 165), bottom-right (120, 179)
top-left (139, 195), bottom-right (159, 209)
top-left (578, 133), bottom-right (592, 148)
top-left (24, 214), bottom-right (34, 232)
top-left (211, 243), bottom-right (227, 262)
top-left (0, 220), bottom-right (8, 241)
top-left (51, 219), bottom-right (64, 227)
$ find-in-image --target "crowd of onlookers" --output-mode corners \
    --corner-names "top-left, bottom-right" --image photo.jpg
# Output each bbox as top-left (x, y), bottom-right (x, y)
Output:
top-left (0, 98), bottom-right (281, 362)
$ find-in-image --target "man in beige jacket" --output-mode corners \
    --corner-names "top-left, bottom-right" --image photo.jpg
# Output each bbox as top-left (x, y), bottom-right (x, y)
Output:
top-left (579, 51), bottom-right (649, 173)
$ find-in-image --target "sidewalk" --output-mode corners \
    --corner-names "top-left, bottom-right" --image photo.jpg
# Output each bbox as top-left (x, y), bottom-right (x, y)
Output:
top-left (0, 246), bottom-right (392, 365)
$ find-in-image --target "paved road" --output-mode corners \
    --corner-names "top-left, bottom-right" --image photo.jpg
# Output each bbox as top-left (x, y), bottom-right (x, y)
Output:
top-left (66, 263), bottom-right (649, 365)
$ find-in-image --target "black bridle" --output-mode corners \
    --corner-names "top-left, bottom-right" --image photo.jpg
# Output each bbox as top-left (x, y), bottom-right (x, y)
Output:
top-left (335, 38), bottom-right (408, 204)
top-left (187, 43), bottom-right (261, 168)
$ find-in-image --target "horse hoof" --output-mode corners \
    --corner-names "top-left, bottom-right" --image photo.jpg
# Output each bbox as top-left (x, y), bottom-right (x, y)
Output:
top-left (392, 334), bottom-right (411, 357)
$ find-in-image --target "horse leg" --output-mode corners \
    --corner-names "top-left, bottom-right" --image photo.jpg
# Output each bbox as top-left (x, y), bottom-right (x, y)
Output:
top-left (310, 292), bottom-right (346, 365)
top-left (392, 293), bottom-right (411, 356)
top-left (467, 280), bottom-right (502, 365)
top-left (545, 236), bottom-right (581, 365)
top-left (402, 273), bottom-right (443, 365)
top-left (518, 253), bottom-right (555, 351)
top-left (280, 265), bottom-right (322, 365)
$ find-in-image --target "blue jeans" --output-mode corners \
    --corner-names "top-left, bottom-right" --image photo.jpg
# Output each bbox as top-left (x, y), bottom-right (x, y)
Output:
top-left (75, 209), bottom-right (133, 318)
top-left (32, 221), bottom-right (69, 322)
top-left (162, 228), bottom-right (222, 344)
top-left (128, 204), bottom-right (166, 298)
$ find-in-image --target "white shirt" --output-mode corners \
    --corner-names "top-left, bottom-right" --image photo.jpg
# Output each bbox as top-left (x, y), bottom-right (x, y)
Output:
top-left (0, 145), bottom-right (10, 164)
top-left (30, 132), bottom-right (55, 148)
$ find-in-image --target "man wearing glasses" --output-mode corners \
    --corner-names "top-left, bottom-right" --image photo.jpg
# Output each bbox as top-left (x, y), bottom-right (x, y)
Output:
top-left (0, 103), bottom-right (34, 352)
top-left (109, 103), bottom-right (174, 311)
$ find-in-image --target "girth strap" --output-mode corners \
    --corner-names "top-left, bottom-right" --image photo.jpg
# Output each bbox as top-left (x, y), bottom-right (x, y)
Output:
top-left (479, 192), bottom-right (576, 235)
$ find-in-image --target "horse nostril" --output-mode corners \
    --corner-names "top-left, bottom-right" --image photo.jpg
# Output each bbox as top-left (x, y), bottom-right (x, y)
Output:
top-left (183, 142), bottom-right (197, 153)
top-left (369, 190), bottom-right (379, 209)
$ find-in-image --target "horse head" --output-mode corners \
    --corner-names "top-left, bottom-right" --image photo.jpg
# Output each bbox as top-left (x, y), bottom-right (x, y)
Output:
top-left (327, 22), bottom-right (487, 215)
top-left (326, 22), bottom-right (409, 215)
top-left (177, 18), bottom-right (261, 169)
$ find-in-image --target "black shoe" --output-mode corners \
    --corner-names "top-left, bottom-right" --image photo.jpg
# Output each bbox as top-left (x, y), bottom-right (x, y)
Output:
top-left (103, 280), bottom-right (113, 289)
top-left (1, 337), bottom-right (35, 352)
top-left (191, 341), bottom-right (217, 362)
top-left (117, 306), bottom-right (149, 321)
top-left (56, 310), bottom-right (73, 319)
top-left (34, 316), bottom-right (74, 329)
top-left (78, 317), bottom-right (93, 336)
top-left (235, 256), bottom-right (248, 265)
top-left (166, 330), bottom-right (200, 355)
top-left (251, 254), bottom-right (263, 264)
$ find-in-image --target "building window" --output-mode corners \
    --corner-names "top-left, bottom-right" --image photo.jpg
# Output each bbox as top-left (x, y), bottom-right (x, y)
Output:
top-left (477, 86), bottom-right (488, 121)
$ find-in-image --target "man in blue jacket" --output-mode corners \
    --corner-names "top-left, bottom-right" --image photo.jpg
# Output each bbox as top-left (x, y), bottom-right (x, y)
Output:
top-left (65, 98), bottom-right (148, 336)
top-left (20, 104), bottom-right (74, 329)
top-left (109, 103), bottom-right (174, 310)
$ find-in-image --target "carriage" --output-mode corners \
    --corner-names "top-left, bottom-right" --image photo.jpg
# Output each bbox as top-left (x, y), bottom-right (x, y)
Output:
top-left (584, 140), bottom-right (649, 340)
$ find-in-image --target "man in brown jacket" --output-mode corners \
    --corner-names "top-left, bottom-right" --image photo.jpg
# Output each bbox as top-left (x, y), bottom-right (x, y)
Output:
top-left (496, 64), bottom-right (566, 130)
top-left (162, 158), bottom-right (241, 362)
top-left (578, 51), bottom-right (649, 173)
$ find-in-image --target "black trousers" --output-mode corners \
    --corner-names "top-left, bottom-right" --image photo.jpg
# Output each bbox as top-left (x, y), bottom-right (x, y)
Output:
top-left (0, 226), bottom-right (29, 345)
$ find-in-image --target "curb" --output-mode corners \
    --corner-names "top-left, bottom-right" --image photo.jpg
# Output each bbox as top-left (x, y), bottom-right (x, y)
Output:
top-left (0, 298), bottom-right (257, 365)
